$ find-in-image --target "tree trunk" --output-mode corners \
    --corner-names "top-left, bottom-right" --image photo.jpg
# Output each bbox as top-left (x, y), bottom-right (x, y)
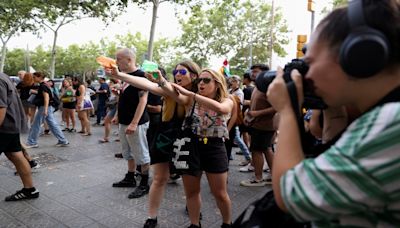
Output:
top-left (0, 42), bottom-right (7, 73)
top-left (50, 30), bottom-right (58, 79)
top-left (147, 0), bottom-right (159, 61)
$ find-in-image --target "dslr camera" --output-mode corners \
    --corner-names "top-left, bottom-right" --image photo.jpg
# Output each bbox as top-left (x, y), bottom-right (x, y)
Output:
top-left (255, 58), bottom-right (327, 110)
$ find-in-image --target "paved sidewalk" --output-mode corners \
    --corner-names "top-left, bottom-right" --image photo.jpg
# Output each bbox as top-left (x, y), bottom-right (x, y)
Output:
top-left (0, 117), bottom-right (271, 228)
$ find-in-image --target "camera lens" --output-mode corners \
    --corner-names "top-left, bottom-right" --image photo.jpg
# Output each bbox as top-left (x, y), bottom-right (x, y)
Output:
top-left (255, 70), bottom-right (276, 93)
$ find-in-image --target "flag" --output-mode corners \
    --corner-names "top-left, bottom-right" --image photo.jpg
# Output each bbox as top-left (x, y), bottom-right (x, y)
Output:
top-left (219, 58), bottom-right (231, 77)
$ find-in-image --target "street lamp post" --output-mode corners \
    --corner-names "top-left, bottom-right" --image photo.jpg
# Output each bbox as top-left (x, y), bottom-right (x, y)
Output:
top-left (268, 0), bottom-right (275, 68)
top-left (308, 0), bottom-right (316, 33)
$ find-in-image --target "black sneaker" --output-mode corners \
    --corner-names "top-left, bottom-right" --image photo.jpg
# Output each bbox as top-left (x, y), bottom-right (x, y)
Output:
top-left (221, 223), bottom-right (232, 228)
top-left (143, 217), bottom-right (157, 228)
top-left (187, 223), bottom-right (201, 228)
top-left (29, 160), bottom-right (40, 169)
top-left (128, 185), bottom-right (149, 198)
top-left (114, 153), bottom-right (123, 159)
top-left (5, 188), bottom-right (39, 201)
top-left (112, 174), bottom-right (136, 187)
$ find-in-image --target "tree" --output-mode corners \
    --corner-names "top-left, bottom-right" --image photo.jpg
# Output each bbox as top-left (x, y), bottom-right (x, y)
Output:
top-left (127, 0), bottom-right (202, 62)
top-left (0, 0), bottom-right (36, 73)
top-left (32, 0), bottom-right (125, 78)
top-left (177, 0), bottom-right (289, 71)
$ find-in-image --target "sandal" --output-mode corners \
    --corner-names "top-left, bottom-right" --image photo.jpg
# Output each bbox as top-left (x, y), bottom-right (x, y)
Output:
top-left (99, 138), bottom-right (109, 143)
top-left (78, 130), bottom-right (85, 133)
top-left (62, 128), bottom-right (70, 132)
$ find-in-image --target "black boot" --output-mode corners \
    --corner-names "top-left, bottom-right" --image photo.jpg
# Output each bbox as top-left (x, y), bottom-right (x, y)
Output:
top-left (112, 172), bottom-right (136, 187)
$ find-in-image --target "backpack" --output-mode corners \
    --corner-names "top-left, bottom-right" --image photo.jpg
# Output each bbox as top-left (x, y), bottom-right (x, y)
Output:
top-left (50, 90), bottom-right (60, 112)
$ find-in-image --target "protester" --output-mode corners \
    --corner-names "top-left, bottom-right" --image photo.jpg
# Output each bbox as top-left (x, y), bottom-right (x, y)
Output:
top-left (16, 72), bottom-right (36, 125)
top-left (94, 77), bottom-right (109, 126)
top-left (240, 64), bottom-right (275, 186)
top-left (106, 59), bottom-right (201, 228)
top-left (168, 68), bottom-right (233, 228)
top-left (60, 78), bottom-right (76, 132)
top-left (99, 79), bottom-right (120, 143)
top-left (110, 48), bottom-right (151, 200)
top-left (0, 72), bottom-right (39, 201)
top-left (25, 72), bottom-right (69, 148)
top-left (73, 76), bottom-right (92, 136)
top-left (268, 1), bottom-right (400, 226)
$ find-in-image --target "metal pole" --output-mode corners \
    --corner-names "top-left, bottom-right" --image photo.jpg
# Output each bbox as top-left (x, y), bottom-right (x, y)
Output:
top-left (248, 5), bottom-right (253, 69)
top-left (268, 0), bottom-right (275, 68)
top-left (311, 10), bottom-right (315, 33)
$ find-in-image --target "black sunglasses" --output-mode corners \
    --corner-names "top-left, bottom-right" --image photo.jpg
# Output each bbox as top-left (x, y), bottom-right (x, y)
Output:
top-left (172, 69), bottom-right (187, 76)
top-left (196, 77), bottom-right (213, 84)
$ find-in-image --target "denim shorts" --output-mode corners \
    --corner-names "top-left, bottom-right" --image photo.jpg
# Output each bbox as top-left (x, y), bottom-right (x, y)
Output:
top-left (119, 122), bottom-right (150, 165)
top-left (106, 107), bottom-right (117, 118)
top-left (0, 133), bottom-right (22, 154)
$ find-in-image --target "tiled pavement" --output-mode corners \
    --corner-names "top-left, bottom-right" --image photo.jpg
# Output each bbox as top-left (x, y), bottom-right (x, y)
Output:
top-left (0, 117), bottom-right (271, 228)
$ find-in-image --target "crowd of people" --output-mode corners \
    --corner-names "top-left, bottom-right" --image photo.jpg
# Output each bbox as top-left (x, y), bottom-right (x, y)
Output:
top-left (1, 0), bottom-right (399, 227)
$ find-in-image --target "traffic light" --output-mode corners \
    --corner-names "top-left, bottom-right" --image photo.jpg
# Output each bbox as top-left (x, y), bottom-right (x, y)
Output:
top-left (297, 35), bottom-right (307, 58)
top-left (308, 0), bottom-right (315, 12)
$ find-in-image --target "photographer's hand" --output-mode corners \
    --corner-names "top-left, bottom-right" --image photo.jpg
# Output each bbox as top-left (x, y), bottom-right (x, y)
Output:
top-left (267, 67), bottom-right (305, 213)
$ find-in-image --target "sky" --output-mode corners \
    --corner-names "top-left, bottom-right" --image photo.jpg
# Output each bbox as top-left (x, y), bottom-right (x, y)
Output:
top-left (7, 0), bottom-right (333, 70)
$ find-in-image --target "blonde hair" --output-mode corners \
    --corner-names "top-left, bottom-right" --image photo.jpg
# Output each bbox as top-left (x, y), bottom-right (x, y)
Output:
top-left (63, 78), bottom-right (73, 88)
top-left (200, 68), bottom-right (229, 102)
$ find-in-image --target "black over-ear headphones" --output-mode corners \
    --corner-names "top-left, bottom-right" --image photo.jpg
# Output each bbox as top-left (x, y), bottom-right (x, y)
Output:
top-left (339, 0), bottom-right (390, 78)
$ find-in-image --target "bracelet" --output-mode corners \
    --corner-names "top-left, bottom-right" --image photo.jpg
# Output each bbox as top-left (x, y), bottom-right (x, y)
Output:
top-left (158, 80), bottom-right (166, 88)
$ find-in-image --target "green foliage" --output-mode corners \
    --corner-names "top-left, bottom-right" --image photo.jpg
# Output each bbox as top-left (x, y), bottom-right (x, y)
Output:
top-left (4, 32), bottom-right (177, 78)
top-left (3, 48), bottom-right (25, 75)
top-left (178, 0), bottom-right (289, 73)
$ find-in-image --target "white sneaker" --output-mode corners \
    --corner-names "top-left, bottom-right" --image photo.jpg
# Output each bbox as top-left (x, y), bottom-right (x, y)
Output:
top-left (240, 179), bottom-right (267, 187)
top-left (25, 144), bottom-right (39, 149)
top-left (239, 164), bottom-right (254, 172)
top-left (263, 173), bottom-right (272, 184)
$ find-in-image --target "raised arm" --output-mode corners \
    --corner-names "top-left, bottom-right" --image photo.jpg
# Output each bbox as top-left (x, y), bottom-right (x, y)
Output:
top-left (107, 67), bottom-right (168, 97)
top-left (171, 83), bottom-right (233, 114)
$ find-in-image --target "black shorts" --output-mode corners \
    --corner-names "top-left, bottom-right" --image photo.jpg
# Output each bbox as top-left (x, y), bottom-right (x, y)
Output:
top-left (0, 133), bottom-right (22, 154)
top-left (149, 121), bottom-right (180, 165)
top-left (183, 137), bottom-right (229, 176)
top-left (63, 102), bottom-right (76, 109)
top-left (249, 128), bottom-right (275, 151)
top-left (239, 124), bottom-right (251, 133)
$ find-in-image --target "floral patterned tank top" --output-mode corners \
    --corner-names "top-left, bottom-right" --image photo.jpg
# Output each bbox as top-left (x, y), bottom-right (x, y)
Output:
top-left (186, 102), bottom-right (230, 139)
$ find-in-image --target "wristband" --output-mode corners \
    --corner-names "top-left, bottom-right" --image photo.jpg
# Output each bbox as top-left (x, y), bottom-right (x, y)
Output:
top-left (158, 80), bottom-right (166, 88)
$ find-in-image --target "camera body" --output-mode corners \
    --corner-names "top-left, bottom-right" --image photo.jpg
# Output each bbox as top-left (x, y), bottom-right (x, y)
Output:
top-left (255, 59), bottom-right (327, 110)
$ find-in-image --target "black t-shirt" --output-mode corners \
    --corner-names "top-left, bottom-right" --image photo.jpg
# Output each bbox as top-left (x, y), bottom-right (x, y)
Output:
top-left (16, 82), bottom-right (32, 100)
top-left (117, 70), bottom-right (149, 125)
top-left (35, 82), bottom-right (52, 107)
top-left (147, 93), bottom-right (162, 114)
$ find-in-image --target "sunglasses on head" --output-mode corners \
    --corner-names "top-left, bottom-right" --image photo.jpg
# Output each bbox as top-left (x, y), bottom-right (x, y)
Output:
top-left (172, 69), bottom-right (187, 76)
top-left (196, 77), bottom-right (213, 84)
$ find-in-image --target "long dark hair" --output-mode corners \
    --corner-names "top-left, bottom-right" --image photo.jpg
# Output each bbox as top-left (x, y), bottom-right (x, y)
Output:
top-left (72, 76), bottom-right (83, 89)
top-left (174, 60), bottom-right (201, 92)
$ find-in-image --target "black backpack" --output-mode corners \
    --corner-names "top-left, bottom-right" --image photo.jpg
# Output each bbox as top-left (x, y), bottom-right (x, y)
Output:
top-left (50, 90), bottom-right (60, 112)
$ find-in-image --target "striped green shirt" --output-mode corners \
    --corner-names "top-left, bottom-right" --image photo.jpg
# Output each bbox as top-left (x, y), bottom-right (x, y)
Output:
top-left (281, 103), bottom-right (400, 227)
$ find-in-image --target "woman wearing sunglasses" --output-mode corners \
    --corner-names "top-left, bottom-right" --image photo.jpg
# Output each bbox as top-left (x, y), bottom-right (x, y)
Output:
top-left (106, 60), bottom-right (201, 228)
top-left (166, 69), bottom-right (234, 228)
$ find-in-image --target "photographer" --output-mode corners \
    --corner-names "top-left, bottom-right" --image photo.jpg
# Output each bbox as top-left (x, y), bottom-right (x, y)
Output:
top-left (268, 0), bottom-right (400, 226)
